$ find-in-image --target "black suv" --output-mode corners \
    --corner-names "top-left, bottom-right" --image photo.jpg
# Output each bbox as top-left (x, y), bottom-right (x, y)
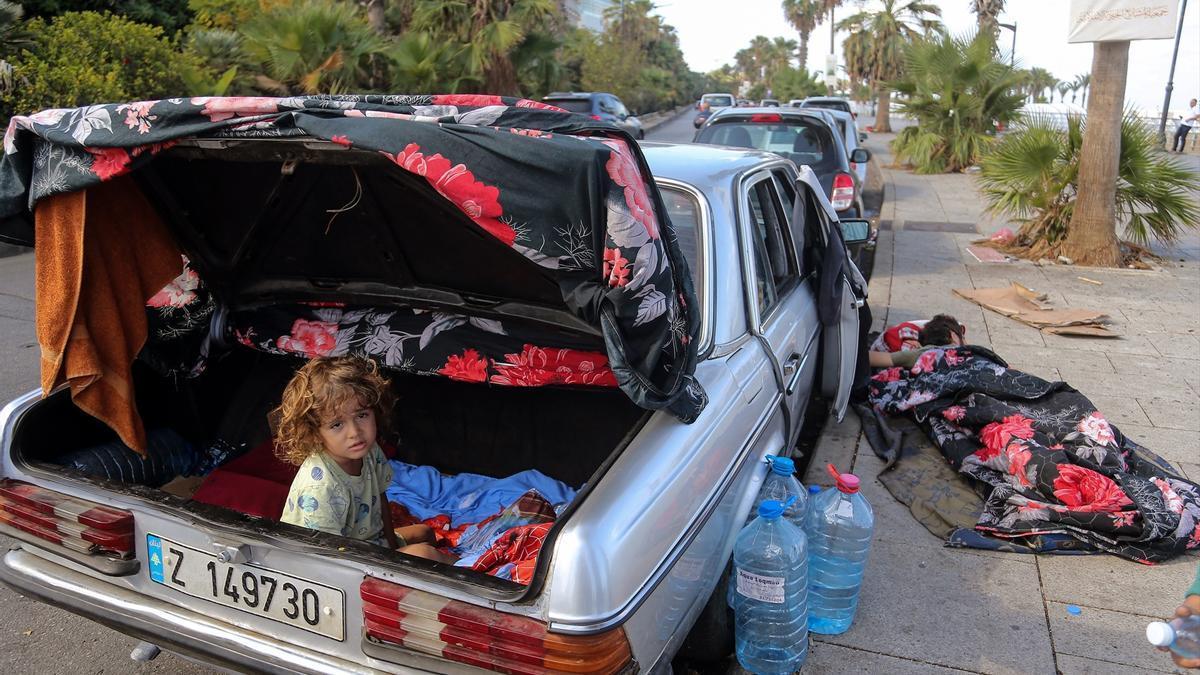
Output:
top-left (542, 92), bottom-right (645, 139)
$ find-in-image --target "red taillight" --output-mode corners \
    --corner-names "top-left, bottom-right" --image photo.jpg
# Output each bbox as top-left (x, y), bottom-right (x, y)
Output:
top-left (831, 173), bottom-right (855, 211)
top-left (361, 577), bottom-right (632, 674)
top-left (749, 113), bottom-right (782, 123)
top-left (0, 480), bottom-right (134, 557)
top-left (590, 115), bottom-right (602, 121)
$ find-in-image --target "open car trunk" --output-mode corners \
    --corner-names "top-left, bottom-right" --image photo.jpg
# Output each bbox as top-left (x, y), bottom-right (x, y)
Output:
top-left (9, 344), bottom-right (647, 591)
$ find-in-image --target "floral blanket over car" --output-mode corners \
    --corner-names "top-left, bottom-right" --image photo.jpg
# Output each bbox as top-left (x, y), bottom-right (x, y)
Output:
top-left (869, 346), bottom-right (1200, 563)
top-left (0, 95), bottom-right (705, 422)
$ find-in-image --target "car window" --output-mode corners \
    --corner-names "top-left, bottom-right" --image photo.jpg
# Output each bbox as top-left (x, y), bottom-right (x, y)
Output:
top-left (613, 100), bottom-right (629, 117)
top-left (745, 178), bottom-right (798, 317)
top-left (804, 100), bottom-right (852, 115)
top-left (598, 97), bottom-right (617, 114)
top-left (698, 120), bottom-right (839, 172)
top-left (703, 95), bottom-right (734, 108)
top-left (658, 186), bottom-right (703, 309)
top-left (546, 99), bottom-right (593, 114)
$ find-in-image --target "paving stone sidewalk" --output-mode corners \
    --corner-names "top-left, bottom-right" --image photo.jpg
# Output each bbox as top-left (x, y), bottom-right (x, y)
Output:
top-left (801, 124), bottom-right (1200, 674)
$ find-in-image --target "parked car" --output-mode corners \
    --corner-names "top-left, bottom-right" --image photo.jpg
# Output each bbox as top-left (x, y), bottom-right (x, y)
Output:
top-left (543, 91), bottom-right (645, 138)
top-left (760, 99), bottom-right (780, 107)
top-left (820, 108), bottom-right (870, 185)
top-left (694, 107), bottom-right (869, 220)
top-left (801, 96), bottom-right (855, 120)
top-left (0, 97), bottom-right (867, 674)
top-left (786, 99), bottom-right (805, 108)
top-left (699, 93), bottom-right (736, 110)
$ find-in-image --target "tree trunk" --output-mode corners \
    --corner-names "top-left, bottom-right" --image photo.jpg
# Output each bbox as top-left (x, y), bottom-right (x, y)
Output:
top-left (875, 85), bottom-right (892, 133)
top-left (1063, 41), bottom-right (1128, 267)
top-left (798, 33), bottom-right (809, 76)
top-left (485, 57), bottom-right (521, 97)
top-left (366, 0), bottom-right (386, 35)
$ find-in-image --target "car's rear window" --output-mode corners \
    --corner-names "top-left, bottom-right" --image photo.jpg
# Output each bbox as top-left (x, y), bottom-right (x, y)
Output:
top-left (695, 119), bottom-right (839, 172)
top-left (658, 186), bottom-right (704, 313)
top-left (544, 99), bottom-right (593, 114)
top-left (702, 95), bottom-right (734, 108)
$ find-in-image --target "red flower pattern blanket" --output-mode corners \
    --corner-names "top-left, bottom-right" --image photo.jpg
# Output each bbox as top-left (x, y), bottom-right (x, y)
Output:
top-left (869, 346), bottom-right (1200, 563)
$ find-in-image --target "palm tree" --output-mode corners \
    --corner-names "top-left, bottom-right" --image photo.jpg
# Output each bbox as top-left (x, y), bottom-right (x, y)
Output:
top-left (979, 113), bottom-right (1199, 258)
top-left (411, 0), bottom-right (556, 95)
top-left (971, 0), bottom-right (1005, 39)
top-left (836, 0), bottom-right (942, 132)
top-left (1027, 67), bottom-right (1056, 103)
top-left (1074, 73), bottom-right (1091, 106)
top-left (239, 0), bottom-right (391, 94)
top-left (1063, 45), bottom-right (1125, 265)
top-left (1056, 81), bottom-right (1071, 103)
top-left (768, 36), bottom-right (798, 81)
top-left (782, 0), bottom-right (823, 76)
top-left (891, 31), bottom-right (1024, 172)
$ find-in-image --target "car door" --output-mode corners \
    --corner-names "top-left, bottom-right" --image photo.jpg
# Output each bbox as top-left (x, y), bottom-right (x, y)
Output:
top-left (809, 185), bottom-right (863, 422)
top-left (739, 169), bottom-right (812, 449)
top-left (779, 168), bottom-right (862, 423)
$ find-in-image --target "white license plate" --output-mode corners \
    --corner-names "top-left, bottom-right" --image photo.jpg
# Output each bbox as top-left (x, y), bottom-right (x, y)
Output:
top-left (147, 534), bottom-right (345, 641)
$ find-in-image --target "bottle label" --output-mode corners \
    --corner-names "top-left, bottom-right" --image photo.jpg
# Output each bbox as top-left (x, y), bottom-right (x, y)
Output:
top-left (736, 569), bottom-right (785, 603)
top-left (836, 499), bottom-right (855, 518)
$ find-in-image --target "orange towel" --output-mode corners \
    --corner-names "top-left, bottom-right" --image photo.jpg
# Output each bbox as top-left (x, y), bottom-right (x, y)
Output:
top-left (35, 176), bottom-right (182, 456)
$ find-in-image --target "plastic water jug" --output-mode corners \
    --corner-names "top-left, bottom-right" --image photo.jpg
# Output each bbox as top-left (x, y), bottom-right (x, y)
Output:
top-left (806, 464), bottom-right (874, 635)
top-left (761, 455), bottom-right (808, 527)
top-left (1147, 615), bottom-right (1200, 660)
top-left (732, 498), bottom-right (809, 674)
top-left (728, 455), bottom-right (809, 609)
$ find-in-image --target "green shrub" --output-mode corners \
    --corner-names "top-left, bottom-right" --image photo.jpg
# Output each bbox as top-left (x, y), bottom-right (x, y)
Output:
top-left (2, 11), bottom-right (206, 115)
top-left (19, 0), bottom-right (193, 32)
top-left (891, 31), bottom-right (1024, 173)
top-left (978, 114), bottom-right (1200, 253)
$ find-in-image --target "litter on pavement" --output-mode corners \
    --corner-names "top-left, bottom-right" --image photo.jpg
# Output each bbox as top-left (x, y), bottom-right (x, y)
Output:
top-left (953, 282), bottom-right (1119, 337)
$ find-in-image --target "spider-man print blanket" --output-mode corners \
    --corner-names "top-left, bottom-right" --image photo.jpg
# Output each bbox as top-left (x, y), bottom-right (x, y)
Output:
top-left (868, 346), bottom-right (1200, 563)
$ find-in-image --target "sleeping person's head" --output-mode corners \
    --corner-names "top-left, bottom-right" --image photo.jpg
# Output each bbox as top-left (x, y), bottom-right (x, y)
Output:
top-left (919, 314), bottom-right (966, 347)
top-left (272, 356), bottom-right (395, 471)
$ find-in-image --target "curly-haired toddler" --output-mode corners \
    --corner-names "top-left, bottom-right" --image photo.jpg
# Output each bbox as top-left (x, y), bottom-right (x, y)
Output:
top-left (272, 356), bottom-right (453, 563)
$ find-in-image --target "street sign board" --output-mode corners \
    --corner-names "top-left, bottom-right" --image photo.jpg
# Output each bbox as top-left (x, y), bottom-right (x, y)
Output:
top-left (1067, 0), bottom-right (1178, 43)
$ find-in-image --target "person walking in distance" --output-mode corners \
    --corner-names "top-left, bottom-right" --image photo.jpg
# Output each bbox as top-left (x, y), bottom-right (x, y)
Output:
top-left (1173, 98), bottom-right (1199, 153)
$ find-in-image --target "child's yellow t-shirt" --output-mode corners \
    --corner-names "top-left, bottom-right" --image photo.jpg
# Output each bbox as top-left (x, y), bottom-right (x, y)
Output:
top-left (280, 444), bottom-right (394, 544)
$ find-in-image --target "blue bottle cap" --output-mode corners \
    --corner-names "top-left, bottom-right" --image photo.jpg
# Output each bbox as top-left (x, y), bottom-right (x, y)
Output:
top-left (758, 499), bottom-right (786, 519)
top-left (808, 485), bottom-right (822, 494)
top-left (1067, 605), bottom-right (1082, 616)
top-left (770, 456), bottom-right (796, 476)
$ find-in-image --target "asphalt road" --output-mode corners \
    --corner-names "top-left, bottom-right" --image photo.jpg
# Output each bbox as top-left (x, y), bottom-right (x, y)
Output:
top-left (644, 106), bottom-right (698, 144)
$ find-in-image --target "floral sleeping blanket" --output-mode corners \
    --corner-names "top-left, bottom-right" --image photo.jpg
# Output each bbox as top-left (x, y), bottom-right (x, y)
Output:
top-left (868, 346), bottom-right (1200, 563)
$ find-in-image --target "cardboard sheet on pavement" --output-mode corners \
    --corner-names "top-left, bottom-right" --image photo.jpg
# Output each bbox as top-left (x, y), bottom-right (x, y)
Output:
top-left (953, 282), bottom-right (1119, 337)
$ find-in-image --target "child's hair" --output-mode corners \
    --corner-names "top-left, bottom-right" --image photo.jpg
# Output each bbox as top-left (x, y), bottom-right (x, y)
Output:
top-left (919, 314), bottom-right (965, 347)
top-left (271, 356), bottom-right (395, 466)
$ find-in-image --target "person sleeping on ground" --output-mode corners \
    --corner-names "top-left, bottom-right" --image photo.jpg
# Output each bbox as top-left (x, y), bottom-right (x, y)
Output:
top-left (867, 314), bottom-right (966, 369)
top-left (272, 356), bottom-right (457, 564)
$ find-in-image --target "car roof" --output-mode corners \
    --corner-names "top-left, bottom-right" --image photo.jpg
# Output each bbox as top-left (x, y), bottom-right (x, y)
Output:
top-left (802, 96), bottom-right (850, 103)
top-left (640, 141), bottom-right (785, 185)
top-left (543, 92), bottom-right (610, 100)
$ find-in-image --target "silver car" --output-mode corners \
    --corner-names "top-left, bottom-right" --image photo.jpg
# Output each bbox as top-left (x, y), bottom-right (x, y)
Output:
top-left (0, 142), bottom-right (866, 674)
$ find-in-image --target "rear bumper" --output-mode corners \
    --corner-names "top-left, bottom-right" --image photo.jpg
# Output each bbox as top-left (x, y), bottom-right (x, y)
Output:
top-left (0, 545), bottom-right (404, 675)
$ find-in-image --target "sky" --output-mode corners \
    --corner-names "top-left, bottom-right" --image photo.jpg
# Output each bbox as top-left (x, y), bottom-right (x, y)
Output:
top-left (652, 0), bottom-right (1200, 115)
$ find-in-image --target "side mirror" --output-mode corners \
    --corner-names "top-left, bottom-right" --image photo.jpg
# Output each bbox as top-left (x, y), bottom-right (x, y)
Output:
top-left (850, 148), bottom-right (871, 164)
top-left (840, 218), bottom-right (871, 245)
top-left (858, 132), bottom-right (868, 143)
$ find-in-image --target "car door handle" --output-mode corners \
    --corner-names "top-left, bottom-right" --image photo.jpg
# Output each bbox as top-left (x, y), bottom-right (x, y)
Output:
top-left (784, 352), bottom-right (808, 395)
